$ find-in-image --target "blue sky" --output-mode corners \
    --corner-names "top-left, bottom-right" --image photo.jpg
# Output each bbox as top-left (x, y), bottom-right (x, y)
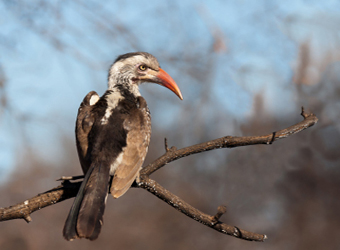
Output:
top-left (0, 0), bottom-right (339, 183)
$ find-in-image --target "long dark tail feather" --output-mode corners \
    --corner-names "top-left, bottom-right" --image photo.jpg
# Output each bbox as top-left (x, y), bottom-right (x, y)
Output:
top-left (63, 167), bottom-right (94, 241)
top-left (77, 163), bottom-right (110, 240)
top-left (63, 163), bottom-right (110, 241)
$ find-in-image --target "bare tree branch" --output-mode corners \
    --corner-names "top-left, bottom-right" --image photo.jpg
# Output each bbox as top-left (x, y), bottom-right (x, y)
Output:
top-left (0, 108), bottom-right (318, 242)
top-left (141, 107), bottom-right (318, 176)
top-left (137, 176), bottom-right (267, 241)
top-left (0, 181), bottom-right (81, 223)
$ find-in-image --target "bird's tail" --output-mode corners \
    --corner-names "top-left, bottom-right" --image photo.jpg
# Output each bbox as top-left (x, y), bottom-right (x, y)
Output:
top-left (63, 162), bottom-right (111, 241)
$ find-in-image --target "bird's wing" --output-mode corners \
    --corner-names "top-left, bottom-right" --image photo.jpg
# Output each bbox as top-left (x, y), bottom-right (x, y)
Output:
top-left (110, 96), bottom-right (151, 198)
top-left (75, 91), bottom-right (99, 174)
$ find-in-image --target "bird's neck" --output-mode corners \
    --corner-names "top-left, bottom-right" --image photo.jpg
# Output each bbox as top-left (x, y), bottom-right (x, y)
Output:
top-left (108, 75), bottom-right (141, 98)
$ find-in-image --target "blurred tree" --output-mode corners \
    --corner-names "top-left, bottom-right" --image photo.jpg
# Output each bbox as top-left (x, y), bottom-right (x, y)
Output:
top-left (0, 1), bottom-right (340, 250)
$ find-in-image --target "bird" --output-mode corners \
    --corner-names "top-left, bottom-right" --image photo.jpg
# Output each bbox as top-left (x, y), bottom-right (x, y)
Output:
top-left (63, 52), bottom-right (183, 241)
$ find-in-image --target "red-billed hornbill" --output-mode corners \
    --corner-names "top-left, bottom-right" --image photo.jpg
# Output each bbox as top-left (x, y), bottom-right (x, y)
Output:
top-left (63, 52), bottom-right (182, 241)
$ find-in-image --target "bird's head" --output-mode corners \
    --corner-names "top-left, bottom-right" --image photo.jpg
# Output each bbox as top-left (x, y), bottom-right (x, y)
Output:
top-left (108, 52), bottom-right (183, 100)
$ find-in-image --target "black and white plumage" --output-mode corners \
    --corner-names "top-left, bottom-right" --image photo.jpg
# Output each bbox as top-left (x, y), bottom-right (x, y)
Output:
top-left (63, 52), bottom-right (182, 241)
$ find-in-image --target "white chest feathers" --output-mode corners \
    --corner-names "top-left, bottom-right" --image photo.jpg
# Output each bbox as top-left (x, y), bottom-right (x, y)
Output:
top-left (100, 91), bottom-right (123, 125)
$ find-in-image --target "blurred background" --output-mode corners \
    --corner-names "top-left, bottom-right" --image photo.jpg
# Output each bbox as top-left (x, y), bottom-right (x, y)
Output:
top-left (1, 1), bottom-right (340, 249)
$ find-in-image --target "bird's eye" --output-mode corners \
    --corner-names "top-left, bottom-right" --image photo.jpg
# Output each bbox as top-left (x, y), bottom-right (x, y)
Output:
top-left (139, 65), bottom-right (147, 71)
